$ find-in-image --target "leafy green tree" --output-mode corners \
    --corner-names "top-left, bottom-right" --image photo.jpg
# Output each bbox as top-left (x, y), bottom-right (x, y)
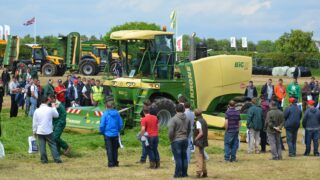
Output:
top-left (104, 22), bottom-right (161, 43)
top-left (256, 40), bottom-right (276, 53)
top-left (275, 29), bottom-right (317, 53)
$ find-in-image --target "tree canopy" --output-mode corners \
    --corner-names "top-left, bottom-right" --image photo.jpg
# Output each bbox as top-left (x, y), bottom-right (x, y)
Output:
top-left (275, 29), bottom-right (317, 53)
top-left (103, 22), bottom-right (161, 43)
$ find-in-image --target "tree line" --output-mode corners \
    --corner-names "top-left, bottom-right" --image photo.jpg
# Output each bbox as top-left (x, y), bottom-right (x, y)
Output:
top-left (10, 22), bottom-right (320, 66)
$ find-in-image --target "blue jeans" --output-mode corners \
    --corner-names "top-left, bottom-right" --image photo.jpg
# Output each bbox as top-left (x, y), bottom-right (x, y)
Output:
top-left (147, 136), bottom-right (160, 162)
top-left (224, 131), bottom-right (239, 161)
top-left (286, 129), bottom-right (298, 156)
top-left (187, 138), bottom-right (193, 164)
top-left (140, 141), bottom-right (148, 162)
top-left (304, 129), bottom-right (319, 155)
top-left (25, 96), bottom-right (30, 115)
top-left (104, 136), bottom-right (119, 167)
top-left (37, 134), bottom-right (61, 163)
top-left (29, 97), bottom-right (37, 117)
top-left (171, 139), bottom-right (189, 178)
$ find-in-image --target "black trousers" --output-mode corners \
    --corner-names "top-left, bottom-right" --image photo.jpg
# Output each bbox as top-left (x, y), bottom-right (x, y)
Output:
top-left (0, 98), bottom-right (3, 113)
top-left (10, 94), bottom-right (18, 117)
top-left (104, 136), bottom-right (119, 167)
top-left (260, 130), bottom-right (267, 152)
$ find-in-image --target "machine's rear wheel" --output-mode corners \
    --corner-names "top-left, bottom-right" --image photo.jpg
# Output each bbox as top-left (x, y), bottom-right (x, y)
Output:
top-left (154, 98), bottom-right (176, 126)
top-left (80, 61), bottom-right (96, 76)
top-left (56, 66), bottom-right (66, 76)
top-left (42, 63), bottom-right (57, 76)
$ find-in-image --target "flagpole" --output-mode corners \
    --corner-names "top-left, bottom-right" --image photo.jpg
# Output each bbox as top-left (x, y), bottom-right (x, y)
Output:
top-left (175, 10), bottom-right (178, 61)
top-left (34, 18), bottom-right (36, 44)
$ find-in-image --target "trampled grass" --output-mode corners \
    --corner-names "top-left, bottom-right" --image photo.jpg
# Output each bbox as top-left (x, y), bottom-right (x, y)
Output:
top-left (1, 109), bottom-right (320, 180)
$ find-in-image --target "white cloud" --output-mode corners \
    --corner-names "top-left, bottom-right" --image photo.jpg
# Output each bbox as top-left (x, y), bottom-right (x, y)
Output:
top-left (239, 0), bottom-right (271, 15)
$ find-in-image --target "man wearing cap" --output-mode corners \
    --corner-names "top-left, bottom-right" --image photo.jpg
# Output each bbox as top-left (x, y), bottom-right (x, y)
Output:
top-left (43, 79), bottom-right (55, 98)
top-left (302, 100), bottom-right (320, 156)
top-left (265, 101), bottom-right (284, 160)
top-left (55, 79), bottom-right (66, 106)
top-left (284, 98), bottom-right (302, 157)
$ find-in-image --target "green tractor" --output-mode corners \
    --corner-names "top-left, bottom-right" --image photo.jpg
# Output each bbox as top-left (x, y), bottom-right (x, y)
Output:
top-left (66, 30), bottom-right (252, 140)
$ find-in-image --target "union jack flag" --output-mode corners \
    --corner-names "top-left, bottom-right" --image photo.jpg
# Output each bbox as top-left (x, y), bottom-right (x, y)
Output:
top-left (23, 17), bottom-right (35, 26)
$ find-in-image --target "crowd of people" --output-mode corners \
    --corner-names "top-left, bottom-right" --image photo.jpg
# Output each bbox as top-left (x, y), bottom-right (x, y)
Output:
top-left (242, 77), bottom-right (320, 160)
top-left (3, 65), bottom-right (320, 178)
top-left (2, 68), bottom-right (106, 118)
top-left (99, 96), bottom-right (209, 178)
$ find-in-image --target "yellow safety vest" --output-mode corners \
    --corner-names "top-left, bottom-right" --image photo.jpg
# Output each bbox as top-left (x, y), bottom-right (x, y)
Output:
top-left (92, 86), bottom-right (103, 101)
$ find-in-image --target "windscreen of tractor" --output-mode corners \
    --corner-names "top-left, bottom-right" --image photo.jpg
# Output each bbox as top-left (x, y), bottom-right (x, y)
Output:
top-left (114, 35), bottom-right (175, 79)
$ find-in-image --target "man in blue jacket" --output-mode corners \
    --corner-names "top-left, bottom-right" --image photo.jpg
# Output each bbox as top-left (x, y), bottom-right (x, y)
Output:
top-left (100, 100), bottom-right (123, 167)
top-left (284, 98), bottom-right (302, 157)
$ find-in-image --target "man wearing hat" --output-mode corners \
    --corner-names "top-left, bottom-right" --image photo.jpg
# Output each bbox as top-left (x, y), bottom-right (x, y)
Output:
top-left (284, 98), bottom-right (302, 157)
top-left (302, 100), bottom-right (320, 156)
top-left (265, 101), bottom-right (284, 160)
top-left (43, 79), bottom-right (55, 98)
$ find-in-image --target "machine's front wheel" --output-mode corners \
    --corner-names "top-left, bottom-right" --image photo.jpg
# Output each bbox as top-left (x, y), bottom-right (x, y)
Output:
top-left (80, 60), bottom-right (96, 76)
top-left (42, 63), bottom-right (57, 76)
top-left (153, 98), bottom-right (176, 126)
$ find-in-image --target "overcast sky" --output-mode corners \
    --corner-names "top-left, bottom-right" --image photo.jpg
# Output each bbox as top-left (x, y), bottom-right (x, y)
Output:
top-left (1, 0), bottom-right (320, 42)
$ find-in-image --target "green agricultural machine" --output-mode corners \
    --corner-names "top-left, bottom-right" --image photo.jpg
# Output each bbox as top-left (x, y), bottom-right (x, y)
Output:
top-left (0, 35), bottom-right (66, 76)
top-left (66, 30), bottom-right (252, 140)
top-left (58, 32), bottom-right (116, 76)
top-left (0, 35), bottom-right (20, 70)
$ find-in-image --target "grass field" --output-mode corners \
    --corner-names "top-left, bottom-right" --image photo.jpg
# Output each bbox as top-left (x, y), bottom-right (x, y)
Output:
top-left (1, 108), bottom-right (320, 179)
top-left (0, 74), bottom-right (320, 179)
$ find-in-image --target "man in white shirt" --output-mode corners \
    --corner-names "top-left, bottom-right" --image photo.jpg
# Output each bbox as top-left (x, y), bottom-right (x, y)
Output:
top-left (32, 96), bottom-right (62, 164)
top-left (29, 79), bottom-right (38, 117)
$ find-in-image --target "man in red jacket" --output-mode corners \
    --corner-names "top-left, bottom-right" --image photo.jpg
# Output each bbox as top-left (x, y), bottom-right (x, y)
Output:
top-left (54, 79), bottom-right (66, 106)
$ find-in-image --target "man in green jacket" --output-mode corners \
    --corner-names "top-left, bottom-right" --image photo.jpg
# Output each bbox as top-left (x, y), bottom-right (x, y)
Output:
top-left (265, 101), bottom-right (284, 160)
top-left (287, 79), bottom-right (301, 101)
top-left (247, 98), bottom-right (264, 154)
top-left (49, 95), bottom-right (71, 155)
top-left (43, 79), bottom-right (55, 98)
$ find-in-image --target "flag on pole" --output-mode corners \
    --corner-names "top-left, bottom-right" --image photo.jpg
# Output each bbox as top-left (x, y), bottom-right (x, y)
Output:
top-left (241, 37), bottom-right (248, 48)
top-left (23, 17), bottom-right (35, 26)
top-left (4, 25), bottom-right (10, 41)
top-left (230, 37), bottom-right (236, 48)
top-left (176, 35), bottom-right (183, 52)
top-left (170, 10), bottom-right (176, 29)
top-left (0, 26), bottom-right (3, 40)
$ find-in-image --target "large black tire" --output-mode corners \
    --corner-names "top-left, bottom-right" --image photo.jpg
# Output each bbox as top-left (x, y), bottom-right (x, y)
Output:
top-left (153, 98), bottom-right (176, 126)
top-left (56, 66), bottom-right (66, 76)
top-left (42, 63), bottom-right (57, 76)
top-left (94, 64), bottom-right (100, 75)
top-left (79, 60), bottom-right (96, 76)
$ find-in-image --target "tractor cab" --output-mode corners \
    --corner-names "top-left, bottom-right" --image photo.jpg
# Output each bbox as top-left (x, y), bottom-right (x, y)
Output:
top-left (109, 30), bottom-right (175, 79)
